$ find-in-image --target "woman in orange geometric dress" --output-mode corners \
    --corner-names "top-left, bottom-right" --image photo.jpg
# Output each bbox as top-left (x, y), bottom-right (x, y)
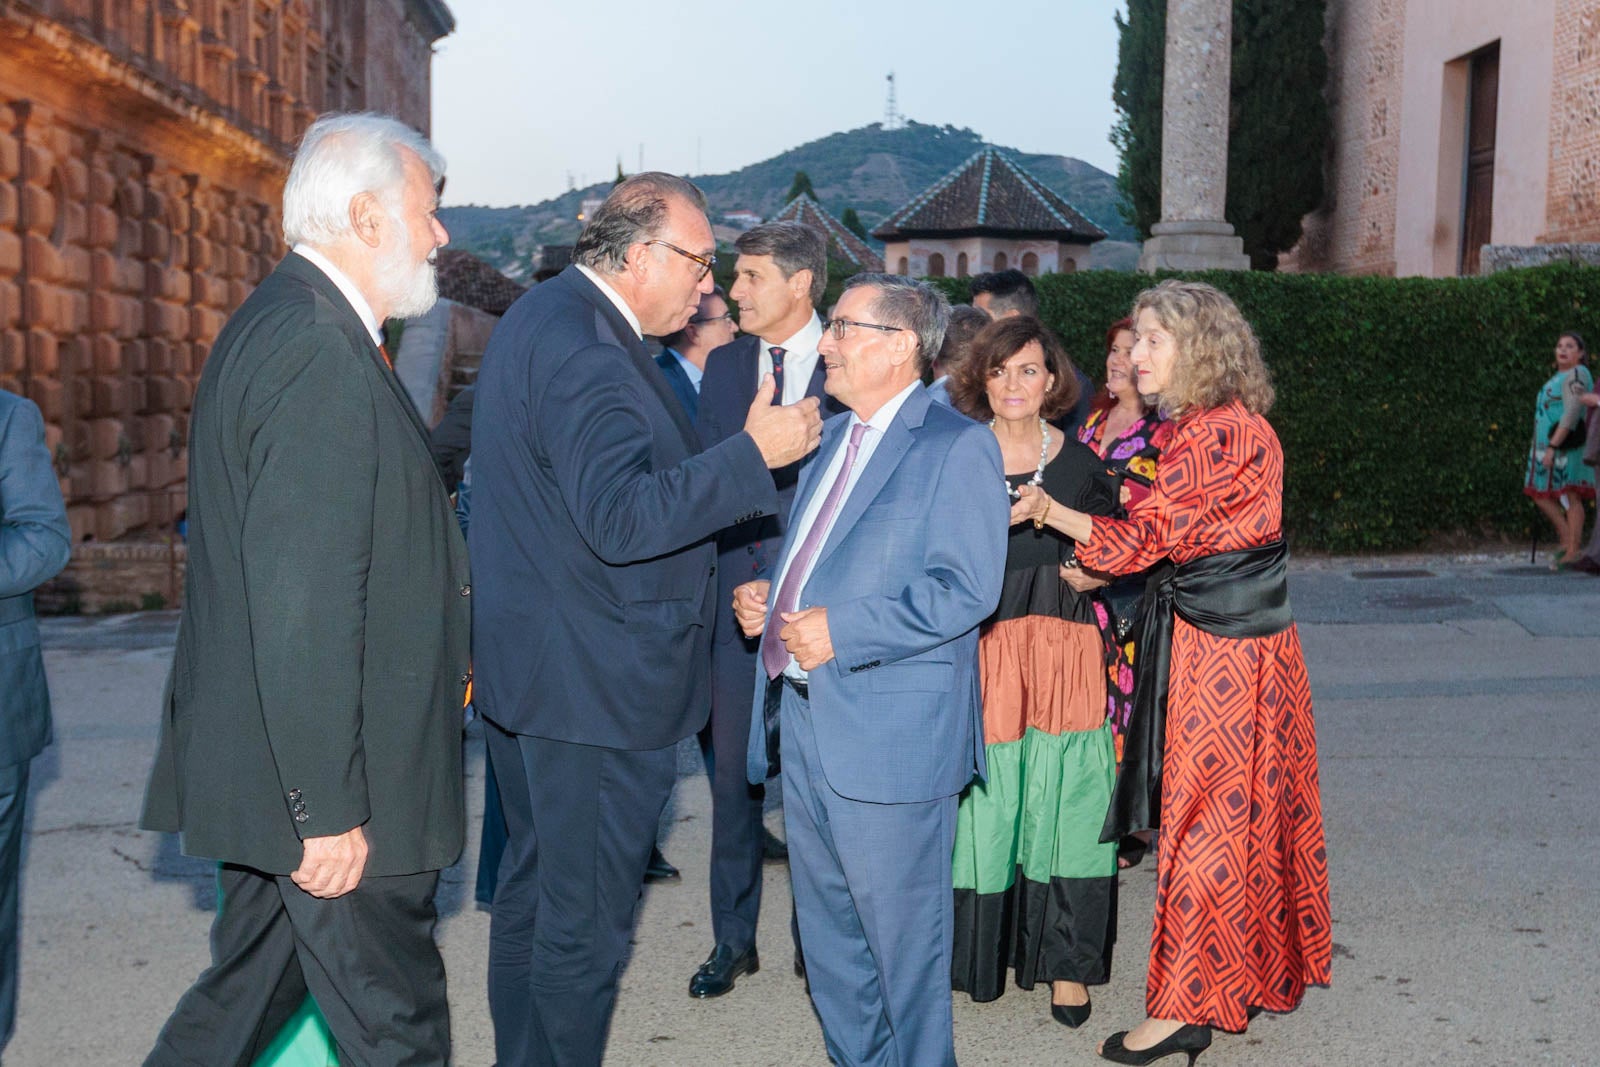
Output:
top-left (1015, 281), bottom-right (1331, 1064)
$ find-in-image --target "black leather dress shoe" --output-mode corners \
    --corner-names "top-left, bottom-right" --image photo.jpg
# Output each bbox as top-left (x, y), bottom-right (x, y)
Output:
top-left (762, 827), bottom-right (789, 863)
top-left (644, 846), bottom-right (679, 884)
top-left (688, 943), bottom-right (759, 998)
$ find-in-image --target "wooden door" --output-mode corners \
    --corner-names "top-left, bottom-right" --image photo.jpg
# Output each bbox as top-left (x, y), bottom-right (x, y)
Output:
top-left (1460, 42), bottom-right (1499, 276)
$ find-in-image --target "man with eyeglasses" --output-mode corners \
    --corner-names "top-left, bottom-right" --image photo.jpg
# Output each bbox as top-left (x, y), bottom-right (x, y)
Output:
top-left (690, 221), bottom-right (844, 1000)
top-left (469, 173), bottom-right (823, 1067)
top-left (653, 285), bottom-right (737, 426)
top-left (733, 274), bottom-right (1008, 1067)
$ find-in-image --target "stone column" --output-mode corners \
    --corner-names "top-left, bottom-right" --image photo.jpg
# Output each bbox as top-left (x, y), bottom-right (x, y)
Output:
top-left (1138, 0), bottom-right (1252, 272)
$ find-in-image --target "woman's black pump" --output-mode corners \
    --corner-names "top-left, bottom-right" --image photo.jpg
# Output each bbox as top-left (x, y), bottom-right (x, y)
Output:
top-left (1098, 1024), bottom-right (1213, 1065)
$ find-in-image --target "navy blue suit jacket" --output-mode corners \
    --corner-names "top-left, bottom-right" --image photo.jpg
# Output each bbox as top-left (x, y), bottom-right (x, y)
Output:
top-left (654, 349), bottom-right (700, 424)
top-left (696, 333), bottom-right (843, 644)
top-left (746, 388), bottom-right (1009, 803)
top-left (469, 268), bottom-right (779, 749)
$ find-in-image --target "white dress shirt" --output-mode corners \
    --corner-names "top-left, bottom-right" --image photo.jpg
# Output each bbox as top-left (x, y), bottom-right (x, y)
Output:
top-left (757, 313), bottom-right (824, 405)
top-left (576, 264), bottom-right (643, 340)
top-left (772, 379), bottom-right (923, 680)
top-left (291, 244), bottom-right (383, 346)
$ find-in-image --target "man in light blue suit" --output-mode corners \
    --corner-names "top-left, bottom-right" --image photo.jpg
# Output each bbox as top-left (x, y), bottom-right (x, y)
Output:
top-left (733, 275), bottom-right (1008, 1066)
top-left (0, 388), bottom-right (70, 1053)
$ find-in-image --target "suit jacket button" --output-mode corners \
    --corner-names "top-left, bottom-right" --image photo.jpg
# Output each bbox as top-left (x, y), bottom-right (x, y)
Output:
top-left (288, 789), bottom-right (302, 801)
top-left (460, 673), bottom-right (471, 686)
top-left (294, 811), bottom-right (309, 823)
top-left (459, 583), bottom-right (471, 597)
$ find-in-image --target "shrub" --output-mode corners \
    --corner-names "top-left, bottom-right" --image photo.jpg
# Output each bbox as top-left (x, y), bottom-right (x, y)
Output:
top-left (931, 265), bottom-right (1599, 551)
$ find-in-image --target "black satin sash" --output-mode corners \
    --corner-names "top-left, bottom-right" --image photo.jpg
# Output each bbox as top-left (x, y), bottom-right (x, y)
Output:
top-left (1099, 539), bottom-right (1294, 842)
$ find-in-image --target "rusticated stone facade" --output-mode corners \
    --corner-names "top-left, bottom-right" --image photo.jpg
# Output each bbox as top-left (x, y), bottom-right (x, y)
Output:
top-left (0, 0), bottom-right (452, 559)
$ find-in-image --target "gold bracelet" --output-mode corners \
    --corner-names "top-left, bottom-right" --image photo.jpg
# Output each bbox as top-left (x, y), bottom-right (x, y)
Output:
top-left (1035, 499), bottom-right (1050, 531)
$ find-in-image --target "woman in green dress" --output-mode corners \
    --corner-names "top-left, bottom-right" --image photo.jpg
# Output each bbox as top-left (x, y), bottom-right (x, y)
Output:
top-left (948, 317), bottom-right (1120, 1029)
top-left (1523, 331), bottom-right (1595, 567)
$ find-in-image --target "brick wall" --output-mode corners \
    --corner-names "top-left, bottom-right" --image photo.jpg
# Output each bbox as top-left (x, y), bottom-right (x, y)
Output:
top-left (1545, 0), bottom-right (1600, 241)
top-left (1282, 0), bottom-right (1406, 275)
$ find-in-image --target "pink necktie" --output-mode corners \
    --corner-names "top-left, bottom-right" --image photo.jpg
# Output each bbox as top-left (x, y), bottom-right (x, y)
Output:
top-left (761, 422), bottom-right (868, 679)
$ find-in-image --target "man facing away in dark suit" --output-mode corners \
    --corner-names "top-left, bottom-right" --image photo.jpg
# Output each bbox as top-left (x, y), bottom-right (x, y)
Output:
top-left (653, 284), bottom-right (738, 427)
top-left (690, 220), bottom-right (844, 999)
top-left (141, 113), bottom-right (470, 1066)
top-left (734, 275), bottom-right (1008, 1067)
top-left (0, 387), bottom-right (70, 1055)
top-left (468, 173), bottom-right (822, 1067)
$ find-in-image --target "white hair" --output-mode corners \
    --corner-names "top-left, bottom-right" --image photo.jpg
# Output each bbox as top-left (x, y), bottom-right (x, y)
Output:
top-left (282, 112), bottom-right (445, 247)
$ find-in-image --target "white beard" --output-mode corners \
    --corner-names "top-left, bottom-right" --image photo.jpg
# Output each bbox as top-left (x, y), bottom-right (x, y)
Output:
top-left (376, 221), bottom-right (439, 320)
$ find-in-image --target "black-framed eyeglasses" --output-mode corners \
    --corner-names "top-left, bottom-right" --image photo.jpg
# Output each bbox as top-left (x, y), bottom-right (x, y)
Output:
top-left (646, 239), bottom-right (716, 280)
top-left (823, 317), bottom-right (905, 340)
top-left (689, 312), bottom-right (734, 325)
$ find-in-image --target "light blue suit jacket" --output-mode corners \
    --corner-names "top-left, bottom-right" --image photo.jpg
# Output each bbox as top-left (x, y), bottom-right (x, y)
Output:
top-left (746, 386), bottom-right (1009, 804)
top-left (0, 391), bottom-right (70, 767)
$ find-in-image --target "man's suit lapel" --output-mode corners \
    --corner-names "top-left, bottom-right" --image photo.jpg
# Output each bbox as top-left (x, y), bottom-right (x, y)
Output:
top-left (811, 389), bottom-right (930, 575)
top-left (280, 254), bottom-right (436, 451)
top-left (767, 415), bottom-right (848, 612)
top-left (565, 267), bottom-right (700, 453)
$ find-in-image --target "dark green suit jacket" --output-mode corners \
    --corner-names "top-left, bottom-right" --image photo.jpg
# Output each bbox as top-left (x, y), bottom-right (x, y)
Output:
top-left (141, 253), bottom-right (472, 877)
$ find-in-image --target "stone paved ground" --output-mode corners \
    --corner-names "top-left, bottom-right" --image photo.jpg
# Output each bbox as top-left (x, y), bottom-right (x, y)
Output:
top-left (12, 550), bottom-right (1599, 1065)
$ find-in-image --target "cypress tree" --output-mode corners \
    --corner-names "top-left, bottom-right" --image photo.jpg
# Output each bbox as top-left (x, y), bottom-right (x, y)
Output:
top-left (1110, 0), bottom-right (1166, 239)
top-left (841, 207), bottom-right (869, 241)
top-left (785, 170), bottom-right (817, 203)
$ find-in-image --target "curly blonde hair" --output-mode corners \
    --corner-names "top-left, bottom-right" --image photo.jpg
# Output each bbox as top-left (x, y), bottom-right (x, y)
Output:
top-left (1131, 280), bottom-right (1274, 417)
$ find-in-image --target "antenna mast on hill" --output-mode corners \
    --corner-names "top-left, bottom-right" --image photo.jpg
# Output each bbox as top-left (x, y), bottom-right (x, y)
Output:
top-left (885, 72), bottom-right (902, 129)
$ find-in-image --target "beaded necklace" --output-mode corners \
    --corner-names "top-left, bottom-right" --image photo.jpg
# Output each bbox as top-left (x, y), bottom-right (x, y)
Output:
top-left (989, 416), bottom-right (1050, 500)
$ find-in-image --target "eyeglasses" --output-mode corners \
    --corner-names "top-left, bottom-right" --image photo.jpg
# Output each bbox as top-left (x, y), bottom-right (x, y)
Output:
top-left (689, 312), bottom-right (734, 325)
top-left (646, 239), bottom-right (716, 280)
top-left (823, 317), bottom-right (906, 340)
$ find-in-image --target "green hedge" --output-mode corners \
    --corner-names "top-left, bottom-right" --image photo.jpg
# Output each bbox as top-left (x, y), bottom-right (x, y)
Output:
top-left (928, 265), bottom-right (1600, 552)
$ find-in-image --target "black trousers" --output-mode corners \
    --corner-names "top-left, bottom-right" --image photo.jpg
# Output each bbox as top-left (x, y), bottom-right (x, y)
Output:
top-left (484, 718), bottom-right (676, 1067)
top-left (145, 863), bottom-right (448, 1067)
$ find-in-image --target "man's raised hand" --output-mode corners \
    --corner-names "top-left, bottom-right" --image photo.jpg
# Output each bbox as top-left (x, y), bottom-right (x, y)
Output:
top-left (744, 373), bottom-right (822, 469)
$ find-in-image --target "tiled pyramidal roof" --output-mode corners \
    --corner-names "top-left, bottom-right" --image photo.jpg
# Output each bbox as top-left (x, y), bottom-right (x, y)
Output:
top-left (872, 147), bottom-right (1107, 243)
top-left (771, 193), bottom-right (885, 271)
top-left (435, 249), bottom-right (528, 316)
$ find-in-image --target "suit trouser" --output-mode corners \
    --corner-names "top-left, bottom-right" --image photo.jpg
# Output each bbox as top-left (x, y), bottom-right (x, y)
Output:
top-left (484, 718), bottom-right (677, 1067)
top-left (706, 635), bottom-right (769, 952)
top-left (0, 760), bottom-right (30, 1053)
top-left (145, 863), bottom-right (448, 1067)
top-left (780, 684), bottom-right (959, 1067)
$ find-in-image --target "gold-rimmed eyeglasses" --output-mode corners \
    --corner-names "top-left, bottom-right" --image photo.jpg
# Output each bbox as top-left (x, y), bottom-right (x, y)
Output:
top-left (823, 317), bottom-right (905, 340)
top-left (646, 239), bottom-right (716, 280)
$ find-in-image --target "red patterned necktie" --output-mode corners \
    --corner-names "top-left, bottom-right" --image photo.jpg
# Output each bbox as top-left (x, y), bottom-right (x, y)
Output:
top-left (760, 422), bottom-right (868, 679)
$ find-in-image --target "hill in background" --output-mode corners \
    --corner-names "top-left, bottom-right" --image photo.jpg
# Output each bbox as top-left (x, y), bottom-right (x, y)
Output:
top-left (440, 121), bottom-right (1134, 279)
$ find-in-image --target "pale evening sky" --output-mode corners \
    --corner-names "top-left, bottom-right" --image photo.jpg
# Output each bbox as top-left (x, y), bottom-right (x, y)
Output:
top-left (431, 0), bottom-right (1126, 208)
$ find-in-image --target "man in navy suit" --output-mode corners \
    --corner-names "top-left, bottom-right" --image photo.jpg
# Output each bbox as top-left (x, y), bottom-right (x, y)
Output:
top-left (653, 285), bottom-right (737, 426)
top-left (734, 274), bottom-right (1008, 1066)
top-left (469, 173), bottom-right (822, 1067)
top-left (0, 388), bottom-right (69, 1055)
top-left (690, 221), bottom-right (843, 998)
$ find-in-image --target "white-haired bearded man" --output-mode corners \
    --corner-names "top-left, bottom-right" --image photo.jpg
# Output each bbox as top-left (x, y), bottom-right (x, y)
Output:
top-left (141, 112), bottom-right (470, 1067)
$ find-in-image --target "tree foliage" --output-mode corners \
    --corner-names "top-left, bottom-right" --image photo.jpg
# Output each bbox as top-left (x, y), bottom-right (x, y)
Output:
top-left (785, 170), bottom-right (817, 203)
top-left (1111, 0), bottom-right (1165, 239)
top-left (1112, 0), bottom-right (1331, 268)
top-left (840, 207), bottom-right (869, 241)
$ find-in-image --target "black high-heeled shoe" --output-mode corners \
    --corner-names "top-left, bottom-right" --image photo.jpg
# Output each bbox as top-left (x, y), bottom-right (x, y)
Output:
top-left (1098, 1024), bottom-right (1212, 1065)
top-left (1051, 995), bottom-right (1091, 1028)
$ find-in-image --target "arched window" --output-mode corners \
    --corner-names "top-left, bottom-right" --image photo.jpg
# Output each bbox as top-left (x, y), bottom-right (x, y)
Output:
top-left (994, 251), bottom-right (1008, 271)
top-left (896, 255), bottom-right (909, 275)
top-left (1020, 252), bottom-right (1038, 276)
top-left (927, 252), bottom-right (946, 278)
top-left (1061, 257), bottom-right (1078, 274)
top-left (956, 251), bottom-right (968, 277)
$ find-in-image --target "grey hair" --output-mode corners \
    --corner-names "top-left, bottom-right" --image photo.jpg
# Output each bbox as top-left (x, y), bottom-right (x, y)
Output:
top-left (573, 172), bottom-right (708, 273)
top-left (843, 273), bottom-right (950, 374)
top-left (282, 112), bottom-right (444, 246)
top-left (735, 221), bottom-right (828, 306)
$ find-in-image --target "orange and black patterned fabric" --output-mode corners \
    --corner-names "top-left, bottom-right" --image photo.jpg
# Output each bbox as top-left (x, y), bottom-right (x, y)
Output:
top-left (1077, 401), bottom-right (1331, 1032)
